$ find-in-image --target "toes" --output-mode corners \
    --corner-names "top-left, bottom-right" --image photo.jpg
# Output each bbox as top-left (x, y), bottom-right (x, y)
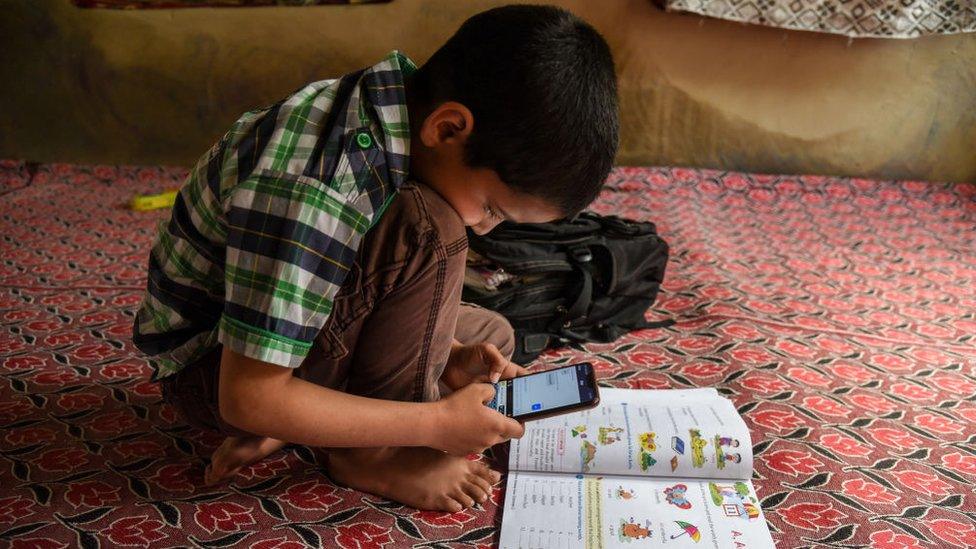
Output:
top-left (257, 437), bottom-right (288, 456)
top-left (437, 495), bottom-right (463, 513)
top-left (204, 463), bottom-right (226, 486)
top-left (461, 478), bottom-right (489, 505)
top-left (467, 474), bottom-right (492, 502)
top-left (471, 462), bottom-right (502, 485)
top-left (451, 488), bottom-right (476, 509)
top-left (203, 464), bottom-right (216, 486)
top-left (204, 460), bottom-right (242, 486)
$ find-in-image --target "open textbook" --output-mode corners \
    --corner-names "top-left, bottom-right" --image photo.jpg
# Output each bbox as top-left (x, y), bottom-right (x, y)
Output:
top-left (498, 388), bottom-right (775, 549)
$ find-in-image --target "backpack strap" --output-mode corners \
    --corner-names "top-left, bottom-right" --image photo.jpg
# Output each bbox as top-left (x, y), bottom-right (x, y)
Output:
top-left (633, 318), bottom-right (676, 329)
top-left (562, 263), bottom-right (593, 324)
top-left (550, 247), bottom-right (594, 332)
top-left (557, 317), bottom-right (675, 343)
top-left (515, 318), bottom-right (675, 364)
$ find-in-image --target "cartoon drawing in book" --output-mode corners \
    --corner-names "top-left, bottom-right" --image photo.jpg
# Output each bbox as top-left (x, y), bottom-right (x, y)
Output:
top-left (717, 436), bottom-right (740, 448)
top-left (671, 436), bottom-right (685, 454)
top-left (618, 518), bottom-right (653, 541)
top-left (581, 440), bottom-right (597, 472)
top-left (636, 432), bottom-right (657, 471)
top-left (707, 481), bottom-right (750, 504)
top-left (572, 425), bottom-right (588, 438)
top-left (599, 426), bottom-right (624, 445)
top-left (714, 435), bottom-right (742, 469)
top-left (669, 521), bottom-right (701, 542)
top-left (639, 432), bottom-right (657, 451)
top-left (615, 486), bottom-right (637, 500)
top-left (638, 452), bottom-right (657, 471)
top-left (689, 429), bottom-right (708, 468)
top-left (708, 481), bottom-right (760, 521)
top-left (664, 483), bottom-right (692, 509)
top-left (714, 449), bottom-right (743, 469)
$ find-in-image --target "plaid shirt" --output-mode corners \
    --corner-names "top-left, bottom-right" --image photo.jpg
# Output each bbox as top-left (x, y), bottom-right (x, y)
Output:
top-left (134, 51), bottom-right (416, 380)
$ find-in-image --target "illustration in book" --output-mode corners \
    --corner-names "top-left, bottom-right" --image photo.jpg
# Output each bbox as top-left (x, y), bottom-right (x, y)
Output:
top-left (664, 483), bottom-right (692, 509)
top-left (499, 387), bottom-right (775, 548)
top-left (619, 518), bottom-right (653, 542)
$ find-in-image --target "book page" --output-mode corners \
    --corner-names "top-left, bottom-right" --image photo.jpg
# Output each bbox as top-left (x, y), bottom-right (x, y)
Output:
top-left (508, 389), bottom-right (752, 480)
top-left (498, 472), bottom-right (775, 549)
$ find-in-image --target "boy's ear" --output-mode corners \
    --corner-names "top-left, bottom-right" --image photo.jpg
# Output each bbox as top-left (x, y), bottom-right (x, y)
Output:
top-left (420, 101), bottom-right (474, 147)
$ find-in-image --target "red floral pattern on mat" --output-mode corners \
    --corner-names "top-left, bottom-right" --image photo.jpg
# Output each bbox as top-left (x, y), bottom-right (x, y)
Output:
top-left (1, 159), bottom-right (975, 547)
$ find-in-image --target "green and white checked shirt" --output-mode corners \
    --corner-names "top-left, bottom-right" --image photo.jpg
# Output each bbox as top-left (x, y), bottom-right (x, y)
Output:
top-left (134, 51), bottom-right (416, 380)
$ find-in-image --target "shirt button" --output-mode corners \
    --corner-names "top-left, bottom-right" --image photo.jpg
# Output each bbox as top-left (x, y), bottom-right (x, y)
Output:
top-left (356, 132), bottom-right (373, 149)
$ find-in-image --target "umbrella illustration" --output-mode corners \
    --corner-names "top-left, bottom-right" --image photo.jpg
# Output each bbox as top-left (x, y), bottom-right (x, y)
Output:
top-left (670, 520), bottom-right (701, 542)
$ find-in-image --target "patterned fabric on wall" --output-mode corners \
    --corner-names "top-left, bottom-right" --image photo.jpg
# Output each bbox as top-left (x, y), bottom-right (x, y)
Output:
top-left (661, 0), bottom-right (976, 38)
top-left (72, 0), bottom-right (388, 8)
top-left (1, 160), bottom-right (975, 547)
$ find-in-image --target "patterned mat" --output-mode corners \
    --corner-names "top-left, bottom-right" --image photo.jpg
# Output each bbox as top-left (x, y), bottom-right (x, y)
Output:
top-left (1, 160), bottom-right (974, 548)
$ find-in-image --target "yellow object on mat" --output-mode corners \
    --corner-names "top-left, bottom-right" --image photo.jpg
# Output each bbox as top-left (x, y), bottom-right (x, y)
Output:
top-left (130, 190), bottom-right (178, 211)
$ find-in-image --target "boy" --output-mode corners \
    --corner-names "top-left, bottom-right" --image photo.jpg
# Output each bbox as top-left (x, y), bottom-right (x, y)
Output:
top-left (133, 4), bottom-right (618, 512)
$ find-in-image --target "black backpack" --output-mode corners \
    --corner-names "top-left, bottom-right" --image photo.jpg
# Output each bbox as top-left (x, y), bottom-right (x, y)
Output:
top-left (462, 212), bottom-right (672, 363)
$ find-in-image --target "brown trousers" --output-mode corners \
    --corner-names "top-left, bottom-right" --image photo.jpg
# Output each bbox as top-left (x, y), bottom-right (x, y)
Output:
top-left (160, 182), bottom-right (515, 438)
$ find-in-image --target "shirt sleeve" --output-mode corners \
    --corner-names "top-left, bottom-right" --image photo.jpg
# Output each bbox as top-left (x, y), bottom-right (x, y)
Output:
top-left (218, 173), bottom-right (371, 368)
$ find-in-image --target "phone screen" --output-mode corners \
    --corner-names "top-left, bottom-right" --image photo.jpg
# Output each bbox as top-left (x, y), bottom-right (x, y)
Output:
top-left (488, 363), bottom-right (597, 419)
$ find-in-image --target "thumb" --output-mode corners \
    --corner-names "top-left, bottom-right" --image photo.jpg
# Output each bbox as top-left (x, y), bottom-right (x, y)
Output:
top-left (477, 382), bottom-right (498, 404)
top-left (504, 417), bottom-right (526, 439)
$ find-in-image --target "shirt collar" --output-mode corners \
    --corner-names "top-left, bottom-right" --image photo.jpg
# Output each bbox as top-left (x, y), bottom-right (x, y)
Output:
top-left (360, 50), bottom-right (416, 192)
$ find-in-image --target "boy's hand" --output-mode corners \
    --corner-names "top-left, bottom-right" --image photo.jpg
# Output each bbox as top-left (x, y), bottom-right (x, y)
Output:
top-left (431, 383), bottom-right (525, 456)
top-left (441, 342), bottom-right (529, 391)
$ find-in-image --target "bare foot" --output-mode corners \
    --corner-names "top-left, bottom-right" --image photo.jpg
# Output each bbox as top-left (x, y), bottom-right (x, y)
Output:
top-left (205, 436), bottom-right (288, 485)
top-left (327, 447), bottom-right (501, 512)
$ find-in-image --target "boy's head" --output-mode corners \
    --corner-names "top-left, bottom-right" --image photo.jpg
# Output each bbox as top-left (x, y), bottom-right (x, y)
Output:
top-left (407, 5), bottom-right (618, 234)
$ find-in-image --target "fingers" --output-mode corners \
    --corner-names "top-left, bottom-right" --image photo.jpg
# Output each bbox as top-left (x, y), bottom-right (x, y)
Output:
top-left (484, 343), bottom-right (531, 380)
top-left (482, 344), bottom-right (508, 383)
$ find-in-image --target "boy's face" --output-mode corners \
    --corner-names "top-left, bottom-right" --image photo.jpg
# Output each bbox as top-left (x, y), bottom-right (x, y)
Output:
top-left (409, 101), bottom-right (564, 235)
top-left (436, 167), bottom-right (564, 235)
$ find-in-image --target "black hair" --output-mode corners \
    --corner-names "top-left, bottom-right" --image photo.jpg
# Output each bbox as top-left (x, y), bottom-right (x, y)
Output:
top-left (411, 4), bottom-right (619, 217)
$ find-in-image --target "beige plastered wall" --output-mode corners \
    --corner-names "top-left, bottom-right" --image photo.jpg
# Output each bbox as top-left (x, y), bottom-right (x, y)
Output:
top-left (1, 0), bottom-right (974, 182)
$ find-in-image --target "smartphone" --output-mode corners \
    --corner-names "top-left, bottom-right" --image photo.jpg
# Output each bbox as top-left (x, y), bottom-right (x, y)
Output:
top-left (487, 362), bottom-right (600, 421)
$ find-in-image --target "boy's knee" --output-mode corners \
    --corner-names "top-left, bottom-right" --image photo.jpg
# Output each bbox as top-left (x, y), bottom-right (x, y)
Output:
top-left (457, 305), bottom-right (516, 361)
top-left (491, 314), bottom-right (516, 360)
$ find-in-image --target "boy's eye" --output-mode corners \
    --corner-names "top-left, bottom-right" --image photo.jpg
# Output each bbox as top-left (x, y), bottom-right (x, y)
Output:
top-left (484, 204), bottom-right (501, 220)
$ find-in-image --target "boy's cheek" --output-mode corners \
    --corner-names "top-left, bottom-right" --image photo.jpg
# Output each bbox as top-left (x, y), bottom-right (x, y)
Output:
top-left (463, 210), bottom-right (488, 229)
top-left (470, 219), bottom-right (501, 235)
top-left (441, 195), bottom-right (489, 229)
